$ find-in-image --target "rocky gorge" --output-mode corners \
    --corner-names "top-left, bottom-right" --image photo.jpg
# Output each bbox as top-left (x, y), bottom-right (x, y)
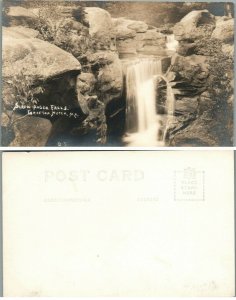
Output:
top-left (1, 2), bottom-right (234, 146)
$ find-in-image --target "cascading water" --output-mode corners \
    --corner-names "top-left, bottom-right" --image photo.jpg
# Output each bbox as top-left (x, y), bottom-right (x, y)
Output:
top-left (123, 58), bottom-right (163, 146)
top-left (166, 34), bottom-right (179, 52)
top-left (122, 57), bottom-right (175, 146)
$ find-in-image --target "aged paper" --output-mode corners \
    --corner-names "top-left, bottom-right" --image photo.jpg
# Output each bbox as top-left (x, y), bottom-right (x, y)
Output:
top-left (2, 151), bottom-right (235, 296)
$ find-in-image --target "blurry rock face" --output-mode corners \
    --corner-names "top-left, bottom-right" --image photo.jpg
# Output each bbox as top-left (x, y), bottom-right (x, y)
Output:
top-left (212, 17), bottom-right (234, 44)
top-left (85, 7), bottom-right (113, 36)
top-left (4, 6), bottom-right (38, 27)
top-left (96, 53), bottom-right (123, 104)
top-left (173, 10), bottom-right (215, 41)
top-left (112, 17), bottom-right (166, 54)
top-left (77, 73), bottom-right (96, 94)
top-left (113, 18), bottom-right (148, 39)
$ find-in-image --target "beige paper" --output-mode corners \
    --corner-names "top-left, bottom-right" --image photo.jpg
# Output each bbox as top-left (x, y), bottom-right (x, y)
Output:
top-left (2, 151), bottom-right (235, 296)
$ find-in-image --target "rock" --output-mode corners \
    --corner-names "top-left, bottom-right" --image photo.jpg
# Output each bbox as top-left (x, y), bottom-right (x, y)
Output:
top-left (97, 54), bottom-right (123, 104)
top-left (112, 18), bottom-right (138, 39)
top-left (9, 116), bottom-right (52, 146)
top-left (116, 38), bottom-right (138, 54)
top-left (85, 7), bottom-right (113, 39)
top-left (160, 56), bottom-right (171, 73)
top-left (170, 54), bottom-right (209, 92)
top-left (175, 97), bottom-right (198, 115)
top-left (113, 18), bottom-right (148, 38)
top-left (177, 42), bottom-right (196, 56)
top-left (1, 113), bottom-right (10, 127)
top-left (113, 17), bottom-right (166, 54)
top-left (116, 29), bottom-right (166, 54)
top-left (171, 54), bottom-right (209, 87)
top-left (76, 91), bottom-right (90, 115)
top-left (169, 117), bottom-right (219, 146)
top-left (127, 20), bottom-right (148, 33)
top-left (87, 95), bottom-right (99, 109)
top-left (212, 18), bottom-right (234, 44)
top-left (2, 26), bottom-right (83, 114)
top-left (173, 10), bottom-right (215, 41)
top-left (198, 91), bottom-right (214, 113)
top-left (2, 26), bottom-right (81, 81)
top-left (77, 73), bottom-right (96, 94)
top-left (3, 26), bottom-right (39, 38)
top-left (4, 6), bottom-right (38, 27)
top-left (222, 44), bottom-right (234, 56)
top-left (87, 51), bottom-right (116, 66)
top-left (76, 73), bottom-right (96, 115)
top-left (135, 29), bottom-right (164, 42)
top-left (115, 27), bottom-right (136, 40)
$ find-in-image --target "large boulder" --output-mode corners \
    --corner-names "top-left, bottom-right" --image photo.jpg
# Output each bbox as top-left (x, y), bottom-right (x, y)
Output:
top-left (87, 51), bottom-right (117, 67)
top-left (113, 18), bottom-right (148, 40)
top-left (169, 117), bottom-right (219, 146)
top-left (3, 26), bottom-right (81, 81)
top-left (85, 7), bottom-right (113, 39)
top-left (86, 51), bottom-right (123, 103)
top-left (3, 6), bottom-right (38, 27)
top-left (2, 26), bottom-right (88, 146)
top-left (170, 54), bottom-right (209, 97)
top-left (9, 116), bottom-right (52, 147)
top-left (2, 26), bottom-right (82, 109)
top-left (173, 10), bottom-right (215, 41)
top-left (175, 97), bottom-right (198, 115)
top-left (3, 26), bottom-right (39, 38)
top-left (97, 53), bottom-right (123, 104)
top-left (212, 17), bottom-right (234, 44)
top-left (77, 73), bottom-right (96, 94)
top-left (113, 18), bottom-right (166, 54)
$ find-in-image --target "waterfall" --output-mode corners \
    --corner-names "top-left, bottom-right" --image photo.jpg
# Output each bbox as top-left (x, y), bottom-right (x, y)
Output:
top-left (123, 57), bottom-right (175, 146)
top-left (166, 34), bottom-right (179, 52)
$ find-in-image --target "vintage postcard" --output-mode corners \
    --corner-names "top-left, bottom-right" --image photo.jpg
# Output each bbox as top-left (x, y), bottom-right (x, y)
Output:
top-left (1, 1), bottom-right (234, 147)
top-left (2, 151), bottom-right (235, 296)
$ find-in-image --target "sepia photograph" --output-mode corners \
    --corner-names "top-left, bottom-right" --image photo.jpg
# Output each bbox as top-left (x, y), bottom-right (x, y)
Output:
top-left (1, 1), bottom-right (234, 147)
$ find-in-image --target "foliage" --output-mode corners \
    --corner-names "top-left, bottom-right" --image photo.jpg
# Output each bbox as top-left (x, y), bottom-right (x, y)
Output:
top-left (2, 66), bottom-right (45, 142)
top-left (194, 36), bottom-right (222, 56)
top-left (194, 34), bottom-right (233, 105)
top-left (193, 26), bottom-right (234, 143)
top-left (22, 1), bottom-right (92, 59)
top-left (5, 67), bottom-right (44, 108)
top-left (207, 50), bottom-right (233, 110)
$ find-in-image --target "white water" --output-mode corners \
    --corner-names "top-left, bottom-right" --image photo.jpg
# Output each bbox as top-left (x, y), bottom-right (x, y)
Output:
top-left (166, 34), bottom-right (179, 52)
top-left (123, 57), bottom-right (175, 146)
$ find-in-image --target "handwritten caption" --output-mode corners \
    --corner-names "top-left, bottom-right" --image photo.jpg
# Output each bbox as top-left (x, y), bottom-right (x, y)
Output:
top-left (13, 103), bottom-right (81, 119)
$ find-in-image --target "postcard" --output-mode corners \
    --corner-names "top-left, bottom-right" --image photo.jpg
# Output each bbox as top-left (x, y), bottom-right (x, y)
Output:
top-left (1, 1), bottom-right (234, 147)
top-left (2, 150), bottom-right (235, 296)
